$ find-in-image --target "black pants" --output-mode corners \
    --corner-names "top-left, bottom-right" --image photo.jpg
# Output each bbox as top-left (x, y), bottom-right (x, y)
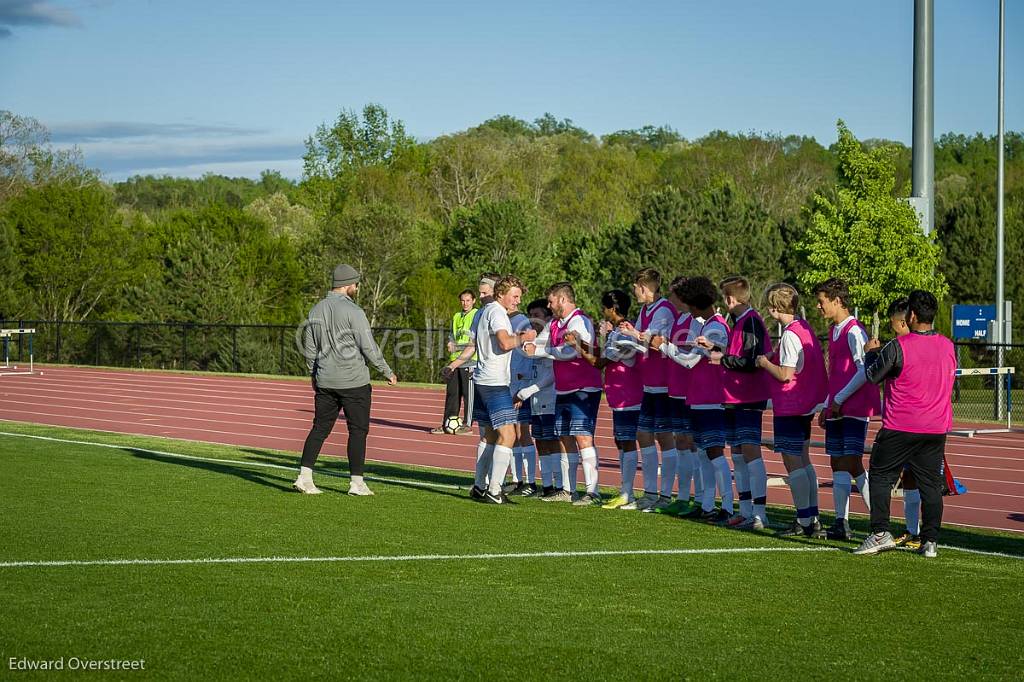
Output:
top-left (300, 383), bottom-right (372, 476)
top-left (443, 366), bottom-right (471, 421)
top-left (868, 428), bottom-right (946, 542)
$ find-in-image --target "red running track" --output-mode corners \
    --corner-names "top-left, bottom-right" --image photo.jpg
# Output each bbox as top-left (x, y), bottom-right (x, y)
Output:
top-left (2, 366), bottom-right (1023, 534)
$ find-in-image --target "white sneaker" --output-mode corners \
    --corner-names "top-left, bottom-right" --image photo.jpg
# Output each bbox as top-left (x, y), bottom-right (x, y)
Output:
top-left (293, 478), bottom-right (322, 495)
top-left (347, 479), bottom-right (375, 496)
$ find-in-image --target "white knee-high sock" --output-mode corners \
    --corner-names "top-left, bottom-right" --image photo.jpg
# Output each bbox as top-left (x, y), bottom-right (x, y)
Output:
top-left (474, 441), bottom-right (494, 489)
top-left (640, 445), bottom-right (659, 496)
top-left (904, 488), bottom-right (921, 536)
top-left (833, 471), bottom-right (852, 519)
top-left (788, 468), bottom-right (811, 526)
top-left (700, 452), bottom-right (716, 511)
top-left (539, 451), bottom-right (553, 487)
top-left (488, 445), bottom-right (513, 495)
top-left (567, 451), bottom-right (580, 493)
top-left (659, 448), bottom-right (678, 498)
top-left (731, 452), bottom-right (751, 518)
top-left (804, 464), bottom-right (820, 517)
top-left (620, 449), bottom-right (638, 497)
top-left (298, 465), bottom-right (314, 483)
top-left (713, 456), bottom-right (733, 513)
top-left (694, 449), bottom-right (707, 501)
top-left (512, 446), bottom-right (524, 483)
top-left (676, 448), bottom-right (695, 501)
top-left (557, 453), bottom-right (568, 490)
top-left (580, 446), bottom-right (599, 495)
top-left (855, 471), bottom-right (870, 511)
top-left (522, 445), bottom-right (537, 484)
top-left (748, 457), bottom-right (768, 520)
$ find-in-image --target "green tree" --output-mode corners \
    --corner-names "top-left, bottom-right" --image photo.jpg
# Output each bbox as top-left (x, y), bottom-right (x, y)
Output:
top-left (797, 121), bottom-right (948, 316)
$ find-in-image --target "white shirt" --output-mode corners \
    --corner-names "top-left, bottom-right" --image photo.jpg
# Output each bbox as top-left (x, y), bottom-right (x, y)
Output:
top-left (830, 315), bottom-right (868, 417)
top-left (509, 313), bottom-right (535, 396)
top-left (471, 301), bottom-right (513, 387)
top-left (517, 328), bottom-right (556, 415)
top-left (603, 329), bottom-right (644, 365)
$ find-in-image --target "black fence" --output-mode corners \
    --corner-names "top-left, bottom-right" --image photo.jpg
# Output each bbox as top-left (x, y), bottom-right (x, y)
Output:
top-left (1, 320), bottom-right (452, 385)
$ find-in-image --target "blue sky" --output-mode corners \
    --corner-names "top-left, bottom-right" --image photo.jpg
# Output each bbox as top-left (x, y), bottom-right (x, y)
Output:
top-left (1, 0), bottom-right (1021, 180)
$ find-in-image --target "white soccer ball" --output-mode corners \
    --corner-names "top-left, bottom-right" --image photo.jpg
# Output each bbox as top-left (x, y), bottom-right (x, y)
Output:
top-left (443, 416), bottom-right (463, 434)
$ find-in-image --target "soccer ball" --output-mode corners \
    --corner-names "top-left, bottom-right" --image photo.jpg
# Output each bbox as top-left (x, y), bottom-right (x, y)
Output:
top-left (443, 416), bottom-right (463, 434)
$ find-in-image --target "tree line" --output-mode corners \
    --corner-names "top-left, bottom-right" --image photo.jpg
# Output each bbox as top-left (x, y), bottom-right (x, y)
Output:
top-left (1, 106), bottom-right (1021, 347)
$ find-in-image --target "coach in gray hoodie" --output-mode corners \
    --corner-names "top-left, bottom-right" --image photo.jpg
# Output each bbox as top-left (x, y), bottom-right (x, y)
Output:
top-left (294, 264), bottom-right (398, 496)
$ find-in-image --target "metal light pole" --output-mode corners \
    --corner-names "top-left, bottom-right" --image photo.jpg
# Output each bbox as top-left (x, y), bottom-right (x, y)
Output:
top-left (996, 0), bottom-right (1007, 419)
top-left (912, 0), bottom-right (935, 236)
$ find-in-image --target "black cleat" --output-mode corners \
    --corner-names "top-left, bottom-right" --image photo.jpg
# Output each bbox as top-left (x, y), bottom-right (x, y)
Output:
top-left (825, 519), bottom-right (853, 541)
top-left (482, 490), bottom-right (511, 505)
top-left (516, 483), bottom-right (539, 497)
top-left (775, 521), bottom-right (805, 537)
top-left (804, 518), bottom-right (826, 539)
top-left (469, 485), bottom-right (486, 500)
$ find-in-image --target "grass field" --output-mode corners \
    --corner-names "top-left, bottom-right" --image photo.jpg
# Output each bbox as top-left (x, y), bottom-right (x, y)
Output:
top-left (2, 421), bottom-right (1023, 680)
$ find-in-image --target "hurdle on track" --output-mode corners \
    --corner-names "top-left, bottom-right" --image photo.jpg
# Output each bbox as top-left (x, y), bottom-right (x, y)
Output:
top-left (950, 366), bottom-right (1016, 436)
top-left (0, 328), bottom-right (36, 376)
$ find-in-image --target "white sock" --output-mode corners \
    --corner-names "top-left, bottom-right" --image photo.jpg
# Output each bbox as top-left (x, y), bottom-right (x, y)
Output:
top-left (713, 456), bottom-right (733, 513)
top-left (694, 449), bottom-right (707, 501)
top-left (580, 446), bottom-right (599, 495)
top-left (539, 451), bottom-right (554, 487)
top-left (788, 468), bottom-right (811, 526)
top-left (676, 448), bottom-right (695, 501)
top-left (621, 449), bottom-right (638, 497)
top-left (523, 445), bottom-right (537, 484)
top-left (804, 464), bottom-right (820, 517)
top-left (748, 457), bottom-right (768, 520)
top-left (298, 465), bottom-right (313, 482)
top-left (732, 452), bottom-right (751, 518)
top-left (659, 448), bottom-right (678, 498)
top-left (512, 446), bottom-right (524, 483)
top-left (488, 445), bottom-right (513, 495)
top-left (567, 451), bottom-right (580, 493)
top-left (700, 452), bottom-right (716, 512)
top-left (833, 470), bottom-right (852, 520)
top-left (855, 471), bottom-right (870, 511)
top-left (474, 441), bottom-right (494, 489)
top-left (557, 452), bottom-right (569, 490)
top-left (351, 475), bottom-right (364, 485)
top-left (640, 445), bottom-right (659, 496)
top-left (905, 488), bottom-right (921, 536)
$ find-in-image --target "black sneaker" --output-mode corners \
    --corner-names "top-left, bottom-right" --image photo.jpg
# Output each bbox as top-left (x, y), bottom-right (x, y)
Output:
top-left (804, 518), bottom-right (826, 539)
top-left (825, 519), bottom-right (853, 541)
top-left (703, 509), bottom-right (731, 524)
top-left (469, 485), bottom-right (486, 500)
top-left (540, 485), bottom-right (555, 498)
top-left (501, 482), bottom-right (523, 495)
top-left (775, 521), bottom-right (805, 537)
top-left (483, 490), bottom-right (510, 505)
top-left (684, 505), bottom-right (708, 519)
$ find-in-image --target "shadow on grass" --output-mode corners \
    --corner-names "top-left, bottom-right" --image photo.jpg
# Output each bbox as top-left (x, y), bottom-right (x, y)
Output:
top-left (237, 448), bottom-right (473, 500)
top-left (126, 448), bottom-right (294, 492)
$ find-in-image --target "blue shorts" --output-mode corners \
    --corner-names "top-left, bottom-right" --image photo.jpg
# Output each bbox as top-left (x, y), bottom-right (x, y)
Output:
top-left (773, 414), bottom-right (813, 457)
top-left (638, 392), bottom-right (673, 433)
top-left (612, 410), bottom-right (640, 443)
top-left (530, 414), bottom-right (558, 441)
top-left (669, 397), bottom-right (692, 435)
top-left (473, 384), bottom-right (518, 431)
top-left (691, 408), bottom-right (726, 450)
top-left (725, 407), bottom-right (764, 447)
top-left (554, 390), bottom-right (601, 437)
top-left (514, 399), bottom-right (532, 424)
top-left (825, 417), bottom-right (868, 457)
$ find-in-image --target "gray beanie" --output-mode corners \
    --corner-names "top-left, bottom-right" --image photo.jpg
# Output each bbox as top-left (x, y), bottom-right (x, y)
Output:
top-left (332, 263), bottom-right (361, 287)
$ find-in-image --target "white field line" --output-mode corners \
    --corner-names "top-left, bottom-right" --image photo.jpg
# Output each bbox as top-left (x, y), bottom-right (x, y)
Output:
top-left (0, 431), bottom-right (464, 491)
top-left (0, 546), bottom-right (841, 569)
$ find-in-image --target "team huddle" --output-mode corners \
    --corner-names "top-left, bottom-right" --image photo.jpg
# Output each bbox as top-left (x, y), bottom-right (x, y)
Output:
top-left (442, 270), bottom-right (956, 557)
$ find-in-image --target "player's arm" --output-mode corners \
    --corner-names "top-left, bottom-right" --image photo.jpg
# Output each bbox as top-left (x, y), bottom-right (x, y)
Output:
top-left (865, 339), bottom-right (903, 385)
top-left (720, 316), bottom-right (763, 372)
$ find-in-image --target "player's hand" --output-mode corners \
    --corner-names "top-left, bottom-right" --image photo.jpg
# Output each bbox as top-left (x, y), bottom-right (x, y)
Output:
top-left (755, 354), bottom-right (769, 369)
top-left (564, 332), bottom-right (580, 348)
top-left (709, 351), bottom-right (723, 365)
top-left (387, 374), bottom-right (398, 386)
top-left (618, 321), bottom-right (640, 338)
top-left (817, 411), bottom-right (827, 428)
top-left (828, 403), bottom-right (841, 419)
top-left (441, 364), bottom-right (456, 380)
top-left (865, 337), bottom-right (882, 352)
top-left (648, 334), bottom-right (665, 350)
top-left (520, 329), bottom-right (537, 343)
top-left (523, 342), bottom-right (537, 356)
top-left (513, 398), bottom-right (523, 410)
top-left (446, 341), bottom-right (455, 354)
top-left (695, 335), bottom-right (714, 350)
top-left (598, 320), bottom-right (613, 336)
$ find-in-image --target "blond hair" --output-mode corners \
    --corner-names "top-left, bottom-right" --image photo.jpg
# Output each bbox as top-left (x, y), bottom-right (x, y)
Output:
top-left (494, 275), bottom-right (526, 297)
top-left (763, 282), bottom-right (799, 315)
top-left (719, 275), bottom-right (751, 304)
